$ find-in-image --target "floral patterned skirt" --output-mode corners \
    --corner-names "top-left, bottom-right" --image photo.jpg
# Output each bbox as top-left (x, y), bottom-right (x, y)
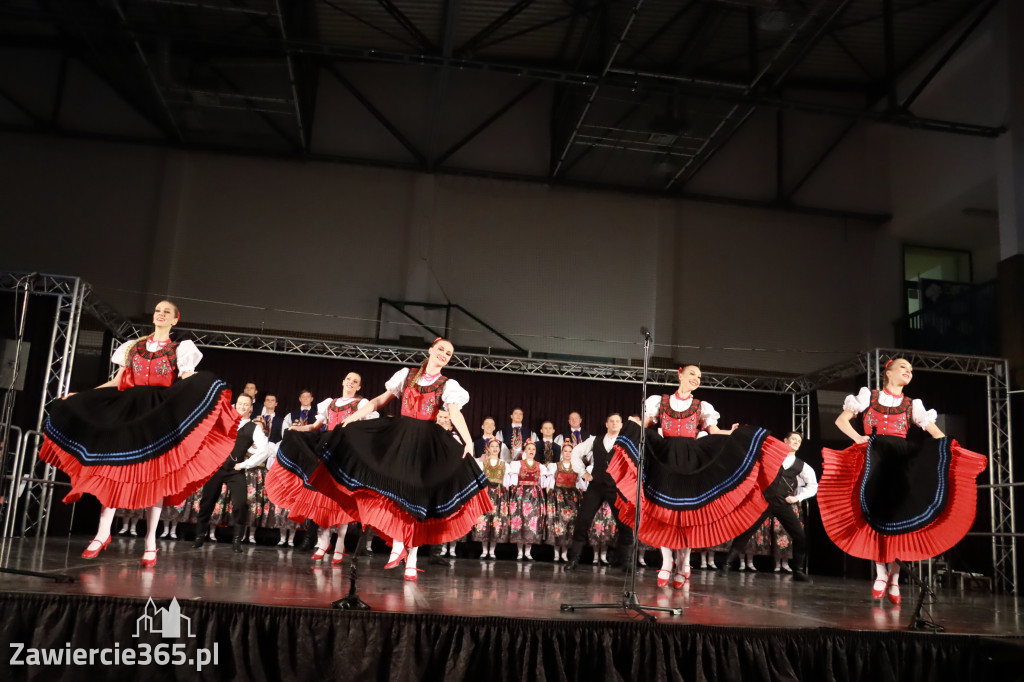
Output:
top-left (509, 484), bottom-right (546, 544)
top-left (159, 496), bottom-right (190, 523)
top-left (114, 508), bottom-right (144, 522)
top-left (472, 484), bottom-right (510, 543)
top-left (772, 504), bottom-right (799, 560)
top-left (545, 487), bottom-right (580, 549)
top-left (191, 485), bottom-right (231, 527)
top-left (588, 501), bottom-right (618, 549)
top-left (746, 515), bottom-right (774, 555)
top-left (262, 500), bottom-right (302, 530)
top-left (245, 467), bottom-right (267, 527)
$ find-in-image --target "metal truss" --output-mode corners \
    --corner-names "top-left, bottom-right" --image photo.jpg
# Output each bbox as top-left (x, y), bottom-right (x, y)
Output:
top-left (0, 271), bottom-right (88, 540)
top-left (3, 274), bottom-right (1015, 591)
top-left (82, 293), bottom-right (147, 340)
top-left (986, 361), bottom-right (1016, 595)
top-left (792, 392), bottom-right (812, 441)
top-left (179, 327), bottom-right (799, 394)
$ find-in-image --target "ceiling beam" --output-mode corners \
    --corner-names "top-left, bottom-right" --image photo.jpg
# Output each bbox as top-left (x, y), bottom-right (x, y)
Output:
top-left (901, 0), bottom-right (1000, 111)
top-left (551, 0), bottom-right (648, 178)
top-left (324, 63), bottom-right (427, 167)
top-left (374, 0), bottom-right (434, 52)
top-left (0, 120), bottom-right (892, 223)
top-left (457, 0), bottom-right (534, 57)
top-left (273, 0), bottom-right (307, 152)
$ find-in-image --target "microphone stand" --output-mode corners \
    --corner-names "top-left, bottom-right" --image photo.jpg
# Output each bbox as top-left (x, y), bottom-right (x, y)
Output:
top-left (331, 527), bottom-right (372, 610)
top-left (560, 329), bottom-right (682, 621)
top-left (897, 559), bottom-right (944, 632)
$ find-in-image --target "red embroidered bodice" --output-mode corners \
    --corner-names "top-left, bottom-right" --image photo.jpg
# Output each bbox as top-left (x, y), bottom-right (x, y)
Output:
top-left (862, 389), bottom-right (912, 437)
top-left (659, 394), bottom-right (702, 438)
top-left (518, 460), bottom-right (541, 486)
top-left (118, 339), bottom-right (179, 390)
top-left (326, 399), bottom-right (361, 430)
top-left (555, 463), bottom-right (578, 489)
top-left (400, 371), bottom-right (448, 421)
top-left (482, 458), bottom-right (505, 485)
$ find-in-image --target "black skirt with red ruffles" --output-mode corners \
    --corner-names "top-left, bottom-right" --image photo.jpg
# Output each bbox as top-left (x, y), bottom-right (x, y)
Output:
top-left (39, 372), bottom-right (236, 510)
top-left (608, 420), bottom-right (789, 549)
top-left (819, 435), bottom-right (987, 562)
top-left (273, 416), bottom-right (493, 546)
top-left (264, 430), bottom-right (356, 528)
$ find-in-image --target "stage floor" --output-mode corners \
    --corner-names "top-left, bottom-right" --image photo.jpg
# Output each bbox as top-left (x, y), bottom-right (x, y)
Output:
top-left (0, 536), bottom-right (1020, 635)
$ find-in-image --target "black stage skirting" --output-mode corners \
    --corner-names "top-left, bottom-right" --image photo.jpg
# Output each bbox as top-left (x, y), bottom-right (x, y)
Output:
top-left (2, 592), bottom-right (1023, 681)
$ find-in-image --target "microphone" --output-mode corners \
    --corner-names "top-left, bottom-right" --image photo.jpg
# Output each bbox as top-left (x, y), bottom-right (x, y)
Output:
top-left (640, 327), bottom-right (651, 341)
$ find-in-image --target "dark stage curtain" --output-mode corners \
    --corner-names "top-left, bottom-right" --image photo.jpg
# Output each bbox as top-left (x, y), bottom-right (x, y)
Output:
top-left (2, 593), bottom-right (1022, 682)
top-left (198, 348), bottom-right (796, 440)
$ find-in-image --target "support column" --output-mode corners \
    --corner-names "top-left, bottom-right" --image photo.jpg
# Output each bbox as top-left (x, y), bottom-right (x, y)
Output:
top-left (995, 1), bottom-right (1024, 387)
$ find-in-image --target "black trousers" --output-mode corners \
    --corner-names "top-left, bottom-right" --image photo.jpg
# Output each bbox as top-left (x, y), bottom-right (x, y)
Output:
top-left (571, 475), bottom-right (634, 546)
top-left (729, 499), bottom-right (807, 569)
top-left (195, 468), bottom-right (248, 533)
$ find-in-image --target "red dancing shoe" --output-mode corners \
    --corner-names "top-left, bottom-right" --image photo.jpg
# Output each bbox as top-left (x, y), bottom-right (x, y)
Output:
top-left (81, 536), bottom-right (111, 560)
top-left (384, 548), bottom-right (408, 570)
top-left (887, 583), bottom-right (901, 605)
top-left (312, 546), bottom-right (328, 561)
top-left (671, 571), bottom-right (688, 590)
top-left (871, 578), bottom-right (887, 600)
top-left (141, 548), bottom-right (159, 568)
top-left (331, 551), bottom-right (345, 566)
top-left (404, 567), bottom-right (422, 582)
top-left (656, 569), bottom-right (671, 588)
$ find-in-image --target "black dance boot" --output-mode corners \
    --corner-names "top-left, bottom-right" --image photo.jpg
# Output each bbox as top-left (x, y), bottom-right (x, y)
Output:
top-left (610, 542), bottom-right (634, 571)
top-left (232, 525), bottom-right (244, 553)
top-left (429, 544), bottom-right (451, 567)
top-left (192, 525), bottom-right (207, 549)
top-left (563, 540), bottom-right (586, 571)
top-left (298, 520), bottom-right (318, 551)
top-left (716, 550), bottom-right (739, 577)
top-left (363, 528), bottom-right (376, 555)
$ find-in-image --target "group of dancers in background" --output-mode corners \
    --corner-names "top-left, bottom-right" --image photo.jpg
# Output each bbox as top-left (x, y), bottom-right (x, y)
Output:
top-left (38, 300), bottom-right (988, 602)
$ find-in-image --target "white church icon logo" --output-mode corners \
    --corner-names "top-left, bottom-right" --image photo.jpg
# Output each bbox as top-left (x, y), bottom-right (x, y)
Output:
top-left (133, 597), bottom-right (195, 638)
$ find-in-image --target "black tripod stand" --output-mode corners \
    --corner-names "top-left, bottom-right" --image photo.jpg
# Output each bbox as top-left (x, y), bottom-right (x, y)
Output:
top-left (560, 328), bottom-right (682, 622)
top-left (331, 527), bottom-right (372, 610)
top-left (896, 558), bottom-right (944, 632)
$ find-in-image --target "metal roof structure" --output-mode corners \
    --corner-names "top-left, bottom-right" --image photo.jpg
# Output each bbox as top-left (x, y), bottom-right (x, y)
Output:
top-left (0, 0), bottom-right (1004, 220)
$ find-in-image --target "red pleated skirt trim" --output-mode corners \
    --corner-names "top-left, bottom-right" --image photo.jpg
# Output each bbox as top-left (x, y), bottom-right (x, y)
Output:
top-left (818, 440), bottom-right (988, 562)
top-left (306, 465), bottom-right (493, 545)
top-left (618, 488), bottom-right (769, 549)
top-left (264, 463), bottom-right (355, 527)
top-left (607, 435), bottom-right (789, 549)
top-left (38, 389), bottom-right (237, 510)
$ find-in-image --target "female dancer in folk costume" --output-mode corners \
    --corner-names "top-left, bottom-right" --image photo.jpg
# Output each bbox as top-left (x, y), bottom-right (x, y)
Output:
top-left (472, 438), bottom-right (511, 558)
top-left (505, 441), bottom-right (548, 560)
top-left (820, 358), bottom-right (987, 604)
top-left (276, 338), bottom-right (492, 581)
top-left (608, 365), bottom-right (790, 588)
top-left (266, 371), bottom-right (376, 565)
top-left (545, 443), bottom-right (583, 563)
top-left (39, 300), bottom-right (236, 567)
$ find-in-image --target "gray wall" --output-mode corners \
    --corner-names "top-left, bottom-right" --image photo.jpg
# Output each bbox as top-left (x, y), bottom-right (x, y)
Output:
top-left (1, 131), bottom-right (901, 374)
